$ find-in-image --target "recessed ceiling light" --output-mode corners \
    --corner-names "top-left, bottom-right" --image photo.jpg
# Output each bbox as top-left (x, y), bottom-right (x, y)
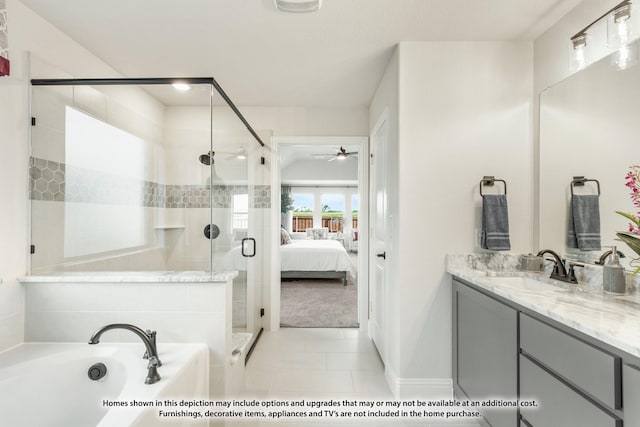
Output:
top-left (274, 0), bottom-right (321, 13)
top-left (172, 82), bottom-right (191, 92)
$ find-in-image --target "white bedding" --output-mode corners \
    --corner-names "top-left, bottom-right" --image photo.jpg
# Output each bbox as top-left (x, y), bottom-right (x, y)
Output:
top-left (220, 239), bottom-right (356, 278)
top-left (281, 239), bottom-right (355, 277)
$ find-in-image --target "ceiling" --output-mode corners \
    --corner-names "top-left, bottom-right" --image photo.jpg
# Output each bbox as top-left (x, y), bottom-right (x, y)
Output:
top-left (280, 143), bottom-right (360, 186)
top-left (20, 0), bottom-right (580, 108)
top-left (280, 143), bottom-right (360, 167)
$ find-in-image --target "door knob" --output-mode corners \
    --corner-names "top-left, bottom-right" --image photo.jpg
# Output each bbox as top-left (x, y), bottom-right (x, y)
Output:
top-left (376, 252), bottom-right (386, 260)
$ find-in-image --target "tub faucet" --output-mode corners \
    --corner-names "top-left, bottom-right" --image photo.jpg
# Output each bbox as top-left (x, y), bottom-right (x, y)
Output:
top-left (536, 249), bottom-right (577, 284)
top-left (88, 323), bottom-right (161, 384)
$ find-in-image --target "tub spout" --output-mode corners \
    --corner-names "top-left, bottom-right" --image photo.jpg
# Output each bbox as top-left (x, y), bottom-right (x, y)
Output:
top-left (88, 323), bottom-right (162, 384)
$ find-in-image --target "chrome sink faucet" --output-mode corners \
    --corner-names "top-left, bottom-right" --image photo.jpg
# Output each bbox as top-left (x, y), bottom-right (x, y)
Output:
top-left (88, 323), bottom-right (162, 384)
top-left (536, 249), bottom-right (578, 284)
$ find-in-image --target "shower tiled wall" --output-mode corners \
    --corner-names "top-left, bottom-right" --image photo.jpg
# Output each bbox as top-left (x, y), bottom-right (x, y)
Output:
top-left (29, 156), bottom-right (271, 208)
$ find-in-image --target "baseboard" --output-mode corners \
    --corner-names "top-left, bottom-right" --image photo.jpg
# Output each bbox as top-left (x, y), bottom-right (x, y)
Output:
top-left (385, 365), bottom-right (453, 399)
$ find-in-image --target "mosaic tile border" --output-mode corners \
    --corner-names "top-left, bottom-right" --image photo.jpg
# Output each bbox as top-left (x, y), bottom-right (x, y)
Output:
top-left (29, 157), bottom-right (271, 209)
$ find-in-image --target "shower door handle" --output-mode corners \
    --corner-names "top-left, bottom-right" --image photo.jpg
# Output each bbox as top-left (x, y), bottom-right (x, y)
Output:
top-left (241, 238), bottom-right (256, 257)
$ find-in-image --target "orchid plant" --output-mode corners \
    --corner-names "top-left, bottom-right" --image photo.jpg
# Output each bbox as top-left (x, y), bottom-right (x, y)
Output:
top-left (616, 165), bottom-right (640, 274)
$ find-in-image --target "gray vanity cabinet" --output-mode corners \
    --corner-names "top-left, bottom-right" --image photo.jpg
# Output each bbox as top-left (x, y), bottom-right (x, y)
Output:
top-left (452, 278), bottom-right (518, 427)
top-left (624, 364), bottom-right (640, 426)
top-left (453, 276), bottom-right (630, 426)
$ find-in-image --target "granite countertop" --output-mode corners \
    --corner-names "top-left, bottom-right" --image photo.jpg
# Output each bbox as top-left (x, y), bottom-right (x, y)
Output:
top-left (447, 253), bottom-right (640, 360)
top-left (18, 270), bottom-right (239, 283)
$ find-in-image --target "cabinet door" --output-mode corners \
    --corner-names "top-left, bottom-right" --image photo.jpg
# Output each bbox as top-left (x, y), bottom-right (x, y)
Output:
top-left (520, 356), bottom-right (620, 427)
top-left (453, 279), bottom-right (518, 427)
top-left (624, 363), bottom-right (640, 426)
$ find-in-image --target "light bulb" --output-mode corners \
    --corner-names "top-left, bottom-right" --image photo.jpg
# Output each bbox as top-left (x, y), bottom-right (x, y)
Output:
top-left (172, 82), bottom-right (191, 92)
top-left (608, 2), bottom-right (636, 49)
top-left (570, 34), bottom-right (588, 71)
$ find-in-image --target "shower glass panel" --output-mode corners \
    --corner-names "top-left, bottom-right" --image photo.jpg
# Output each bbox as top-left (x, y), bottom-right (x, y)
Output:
top-left (29, 78), bottom-right (263, 336)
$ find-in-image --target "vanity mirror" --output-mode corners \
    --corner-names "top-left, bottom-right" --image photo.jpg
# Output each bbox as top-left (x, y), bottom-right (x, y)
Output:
top-left (539, 44), bottom-right (640, 270)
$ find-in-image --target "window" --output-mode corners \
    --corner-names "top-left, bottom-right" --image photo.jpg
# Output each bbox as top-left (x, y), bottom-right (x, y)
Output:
top-left (233, 193), bottom-right (248, 229)
top-left (63, 106), bottom-right (147, 258)
top-left (291, 193), bottom-right (313, 232)
top-left (321, 194), bottom-right (345, 232)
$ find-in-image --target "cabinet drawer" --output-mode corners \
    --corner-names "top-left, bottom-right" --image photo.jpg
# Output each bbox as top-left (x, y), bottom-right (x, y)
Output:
top-left (520, 356), bottom-right (620, 427)
top-left (623, 364), bottom-right (640, 427)
top-left (520, 313), bottom-right (620, 409)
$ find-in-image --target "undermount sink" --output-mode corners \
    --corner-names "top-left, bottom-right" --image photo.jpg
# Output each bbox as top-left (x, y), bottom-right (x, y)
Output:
top-left (483, 276), bottom-right (565, 292)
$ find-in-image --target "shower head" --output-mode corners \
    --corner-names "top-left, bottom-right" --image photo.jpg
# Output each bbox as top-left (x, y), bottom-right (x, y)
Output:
top-left (199, 151), bottom-right (214, 165)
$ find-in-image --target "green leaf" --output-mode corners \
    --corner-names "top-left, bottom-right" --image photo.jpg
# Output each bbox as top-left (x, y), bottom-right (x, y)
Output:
top-left (615, 211), bottom-right (640, 227)
top-left (616, 232), bottom-right (640, 258)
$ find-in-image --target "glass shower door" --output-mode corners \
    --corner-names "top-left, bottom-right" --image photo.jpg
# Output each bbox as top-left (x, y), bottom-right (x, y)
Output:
top-left (209, 106), bottom-right (264, 343)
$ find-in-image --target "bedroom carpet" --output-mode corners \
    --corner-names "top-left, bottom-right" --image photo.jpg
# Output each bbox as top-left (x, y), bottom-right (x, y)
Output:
top-left (280, 278), bottom-right (358, 328)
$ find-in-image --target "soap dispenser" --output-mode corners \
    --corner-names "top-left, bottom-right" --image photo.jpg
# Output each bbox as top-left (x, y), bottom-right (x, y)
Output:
top-left (603, 246), bottom-right (626, 294)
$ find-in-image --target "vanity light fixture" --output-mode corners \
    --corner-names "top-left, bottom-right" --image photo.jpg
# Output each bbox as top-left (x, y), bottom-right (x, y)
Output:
top-left (273, 0), bottom-right (321, 13)
top-left (607, 1), bottom-right (637, 49)
top-left (171, 81), bottom-right (191, 92)
top-left (570, 0), bottom-right (640, 72)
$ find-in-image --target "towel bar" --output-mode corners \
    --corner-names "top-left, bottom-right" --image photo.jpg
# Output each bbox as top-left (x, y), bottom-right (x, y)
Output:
top-left (570, 176), bottom-right (600, 196)
top-left (479, 176), bottom-right (507, 196)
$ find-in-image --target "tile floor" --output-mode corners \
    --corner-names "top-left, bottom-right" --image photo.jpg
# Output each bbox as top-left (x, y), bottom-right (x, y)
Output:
top-left (235, 327), bottom-right (479, 427)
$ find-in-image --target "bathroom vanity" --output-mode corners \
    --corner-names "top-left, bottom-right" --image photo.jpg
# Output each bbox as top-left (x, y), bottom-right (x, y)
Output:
top-left (448, 255), bottom-right (640, 427)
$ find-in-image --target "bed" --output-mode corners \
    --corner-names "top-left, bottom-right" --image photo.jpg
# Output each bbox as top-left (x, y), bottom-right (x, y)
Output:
top-left (280, 239), bottom-right (356, 286)
top-left (221, 237), bottom-right (356, 286)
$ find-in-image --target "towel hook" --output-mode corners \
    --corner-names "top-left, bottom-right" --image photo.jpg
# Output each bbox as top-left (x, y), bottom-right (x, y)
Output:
top-left (570, 176), bottom-right (600, 196)
top-left (479, 176), bottom-right (507, 196)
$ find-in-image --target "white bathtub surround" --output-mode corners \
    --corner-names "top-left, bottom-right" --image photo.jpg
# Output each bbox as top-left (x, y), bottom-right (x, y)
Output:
top-left (447, 254), bottom-right (640, 359)
top-left (19, 271), bottom-right (238, 283)
top-left (19, 272), bottom-right (237, 398)
top-left (0, 342), bottom-right (208, 427)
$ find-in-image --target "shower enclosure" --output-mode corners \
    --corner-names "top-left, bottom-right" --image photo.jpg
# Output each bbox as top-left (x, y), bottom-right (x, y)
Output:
top-left (29, 77), bottom-right (267, 337)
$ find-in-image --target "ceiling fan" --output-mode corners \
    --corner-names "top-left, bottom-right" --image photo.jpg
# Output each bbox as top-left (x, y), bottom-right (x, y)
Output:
top-left (312, 146), bottom-right (358, 162)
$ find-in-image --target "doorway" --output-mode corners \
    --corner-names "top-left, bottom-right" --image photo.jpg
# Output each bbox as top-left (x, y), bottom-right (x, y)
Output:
top-left (270, 137), bottom-right (369, 330)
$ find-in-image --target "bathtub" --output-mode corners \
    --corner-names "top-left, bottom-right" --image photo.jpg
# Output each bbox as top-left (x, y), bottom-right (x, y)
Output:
top-left (0, 342), bottom-right (209, 427)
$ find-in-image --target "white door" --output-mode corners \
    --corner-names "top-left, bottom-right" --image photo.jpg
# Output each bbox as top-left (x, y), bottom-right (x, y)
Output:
top-left (369, 113), bottom-right (388, 359)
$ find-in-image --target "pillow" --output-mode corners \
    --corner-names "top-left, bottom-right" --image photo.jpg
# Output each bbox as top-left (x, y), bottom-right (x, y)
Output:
top-left (312, 229), bottom-right (328, 240)
top-left (280, 227), bottom-right (292, 245)
top-left (305, 228), bottom-right (329, 240)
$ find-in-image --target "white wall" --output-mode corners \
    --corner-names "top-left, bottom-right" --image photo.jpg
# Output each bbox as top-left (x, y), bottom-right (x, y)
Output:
top-left (370, 42), bottom-right (534, 396)
top-left (282, 159), bottom-right (357, 183)
top-left (0, 74), bottom-right (27, 351)
top-left (242, 106), bottom-right (368, 136)
top-left (0, 0), bottom-right (134, 351)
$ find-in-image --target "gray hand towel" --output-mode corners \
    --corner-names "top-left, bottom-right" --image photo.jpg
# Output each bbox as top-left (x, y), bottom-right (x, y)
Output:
top-left (567, 194), bottom-right (601, 251)
top-left (481, 194), bottom-right (511, 251)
